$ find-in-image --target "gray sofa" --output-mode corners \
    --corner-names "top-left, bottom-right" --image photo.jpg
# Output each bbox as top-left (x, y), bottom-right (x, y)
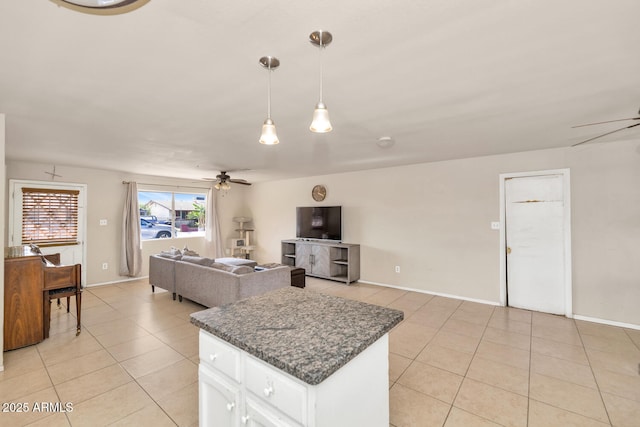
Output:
top-left (149, 254), bottom-right (290, 308)
top-left (175, 257), bottom-right (290, 308)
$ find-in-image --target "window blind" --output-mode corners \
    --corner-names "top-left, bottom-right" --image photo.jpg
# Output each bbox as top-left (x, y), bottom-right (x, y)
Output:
top-left (21, 188), bottom-right (80, 246)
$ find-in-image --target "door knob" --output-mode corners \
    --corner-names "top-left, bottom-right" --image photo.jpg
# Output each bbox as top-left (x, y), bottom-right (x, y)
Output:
top-left (506, 247), bottom-right (512, 254)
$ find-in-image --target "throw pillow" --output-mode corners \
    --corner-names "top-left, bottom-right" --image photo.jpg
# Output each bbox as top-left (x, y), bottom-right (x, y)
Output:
top-left (161, 247), bottom-right (182, 256)
top-left (181, 256), bottom-right (213, 266)
top-left (182, 245), bottom-right (199, 256)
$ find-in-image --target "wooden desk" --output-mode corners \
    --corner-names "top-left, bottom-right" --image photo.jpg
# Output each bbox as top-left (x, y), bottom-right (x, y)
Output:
top-left (4, 247), bottom-right (82, 351)
top-left (4, 251), bottom-right (44, 350)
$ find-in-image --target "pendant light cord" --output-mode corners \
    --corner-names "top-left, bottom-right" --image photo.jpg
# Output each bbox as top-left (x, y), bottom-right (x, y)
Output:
top-left (318, 40), bottom-right (324, 103)
top-left (267, 67), bottom-right (272, 119)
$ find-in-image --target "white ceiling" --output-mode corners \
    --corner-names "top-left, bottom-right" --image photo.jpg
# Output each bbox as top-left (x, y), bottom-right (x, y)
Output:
top-left (1, 0), bottom-right (639, 184)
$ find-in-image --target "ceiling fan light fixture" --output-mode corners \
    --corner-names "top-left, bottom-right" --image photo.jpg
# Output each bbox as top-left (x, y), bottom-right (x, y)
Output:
top-left (259, 56), bottom-right (280, 145)
top-left (220, 181), bottom-right (231, 191)
top-left (309, 30), bottom-right (333, 134)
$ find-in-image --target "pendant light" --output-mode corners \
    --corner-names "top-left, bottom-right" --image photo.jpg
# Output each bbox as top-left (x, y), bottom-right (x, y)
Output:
top-left (259, 56), bottom-right (280, 145)
top-left (309, 30), bottom-right (333, 133)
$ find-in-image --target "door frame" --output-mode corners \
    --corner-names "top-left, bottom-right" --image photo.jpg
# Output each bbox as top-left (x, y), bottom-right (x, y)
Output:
top-left (498, 169), bottom-right (573, 317)
top-left (8, 179), bottom-right (88, 286)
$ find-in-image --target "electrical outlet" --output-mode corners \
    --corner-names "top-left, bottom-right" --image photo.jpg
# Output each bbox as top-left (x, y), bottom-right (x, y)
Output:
top-left (99, 219), bottom-right (108, 226)
top-left (395, 266), bottom-right (401, 273)
top-left (491, 221), bottom-right (500, 230)
top-left (102, 263), bottom-right (108, 270)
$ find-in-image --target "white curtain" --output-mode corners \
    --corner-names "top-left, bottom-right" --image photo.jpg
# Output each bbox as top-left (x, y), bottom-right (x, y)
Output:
top-left (205, 186), bottom-right (224, 258)
top-left (120, 181), bottom-right (142, 276)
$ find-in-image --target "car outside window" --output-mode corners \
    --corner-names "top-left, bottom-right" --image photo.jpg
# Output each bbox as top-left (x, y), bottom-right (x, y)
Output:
top-left (138, 190), bottom-right (206, 241)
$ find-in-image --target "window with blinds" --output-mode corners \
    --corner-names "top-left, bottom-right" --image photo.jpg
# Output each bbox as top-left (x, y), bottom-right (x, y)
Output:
top-left (21, 187), bottom-right (80, 246)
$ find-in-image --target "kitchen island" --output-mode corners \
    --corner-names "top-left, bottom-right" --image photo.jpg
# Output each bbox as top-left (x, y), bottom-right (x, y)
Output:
top-left (190, 286), bottom-right (403, 427)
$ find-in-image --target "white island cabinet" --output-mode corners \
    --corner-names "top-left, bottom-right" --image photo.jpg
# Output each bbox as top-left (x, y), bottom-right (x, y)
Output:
top-left (191, 287), bottom-right (403, 427)
top-left (198, 329), bottom-right (389, 427)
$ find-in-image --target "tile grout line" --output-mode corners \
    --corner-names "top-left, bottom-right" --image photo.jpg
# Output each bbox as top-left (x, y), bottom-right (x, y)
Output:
top-left (575, 319), bottom-right (614, 427)
top-left (50, 285), bottom-right (189, 426)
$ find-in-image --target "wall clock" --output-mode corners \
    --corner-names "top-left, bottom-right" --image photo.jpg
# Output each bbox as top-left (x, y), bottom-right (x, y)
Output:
top-left (312, 185), bottom-right (327, 202)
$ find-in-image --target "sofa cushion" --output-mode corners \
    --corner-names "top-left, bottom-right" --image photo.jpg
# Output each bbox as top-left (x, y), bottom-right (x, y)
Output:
top-left (207, 263), bottom-right (254, 275)
top-left (230, 265), bottom-right (254, 275)
top-left (181, 256), bottom-right (215, 266)
top-left (157, 253), bottom-right (182, 260)
top-left (209, 262), bottom-right (236, 272)
top-left (214, 257), bottom-right (258, 268)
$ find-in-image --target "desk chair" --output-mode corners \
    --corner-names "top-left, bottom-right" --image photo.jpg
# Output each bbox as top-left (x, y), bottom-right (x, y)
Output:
top-left (43, 254), bottom-right (82, 337)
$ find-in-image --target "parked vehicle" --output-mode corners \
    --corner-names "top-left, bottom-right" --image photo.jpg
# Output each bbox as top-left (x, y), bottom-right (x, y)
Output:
top-left (140, 215), bottom-right (158, 223)
top-left (141, 218), bottom-right (172, 239)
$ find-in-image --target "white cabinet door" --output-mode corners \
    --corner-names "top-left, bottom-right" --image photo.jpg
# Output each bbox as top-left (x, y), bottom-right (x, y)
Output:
top-left (199, 365), bottom-right (241, 427)
top-left (242, 397), bottom-right (303, 427)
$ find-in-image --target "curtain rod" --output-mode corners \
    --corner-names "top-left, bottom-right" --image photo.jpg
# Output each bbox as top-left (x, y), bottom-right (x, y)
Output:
top-left (122, 181), bottom-right (211, 190)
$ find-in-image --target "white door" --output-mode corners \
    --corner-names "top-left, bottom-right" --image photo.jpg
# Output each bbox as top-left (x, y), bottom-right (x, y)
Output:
top-left (9, 180), bottom-right (87, 283)
top-left (504, 173), bottom-right (569, 315)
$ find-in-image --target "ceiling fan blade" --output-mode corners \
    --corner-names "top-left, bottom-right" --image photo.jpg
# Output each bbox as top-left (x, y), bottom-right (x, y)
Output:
top-left (229, 179), bottom-right (251, 186)
top-left (572, 122), bottom-right (640, 147)
top-left (571, 117), bottom-right (640, 128)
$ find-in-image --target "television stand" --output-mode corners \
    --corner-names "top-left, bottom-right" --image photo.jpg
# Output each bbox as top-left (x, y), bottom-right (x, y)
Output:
top-left (281, 239), bottom-right (360, 284)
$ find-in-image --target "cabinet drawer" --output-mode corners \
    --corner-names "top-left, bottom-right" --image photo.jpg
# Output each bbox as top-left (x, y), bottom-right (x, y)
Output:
top-left (244, 396), bottom-right (303, 427)
top-left (244, 356), bottom-right (307, 424)
top-left (199, 330), bottom-right (241, 382)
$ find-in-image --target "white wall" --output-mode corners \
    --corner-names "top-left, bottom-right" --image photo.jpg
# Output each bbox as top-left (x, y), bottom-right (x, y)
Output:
top-left (248, 140), bottom-right (640, 327)
top-left (4, 138), bottom-right (639, 327)
top-left (4, 161), bottom-right (225, 285)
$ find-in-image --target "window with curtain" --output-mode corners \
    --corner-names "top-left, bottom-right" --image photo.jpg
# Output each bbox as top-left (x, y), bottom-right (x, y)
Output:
top-left (21, 187), bottom-right (80, 246)
top-left (138, 190), bottom-right (207, 240)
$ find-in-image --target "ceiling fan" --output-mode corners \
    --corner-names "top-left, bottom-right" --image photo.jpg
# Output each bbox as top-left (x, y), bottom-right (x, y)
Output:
top-left (572, 107), bottom-right (640, 147)
top-left (205, 171), bottom-right (252, 191)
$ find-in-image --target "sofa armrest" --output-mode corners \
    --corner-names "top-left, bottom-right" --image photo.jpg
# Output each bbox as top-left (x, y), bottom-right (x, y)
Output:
top-left (149, 255), bottom-right (176, 294)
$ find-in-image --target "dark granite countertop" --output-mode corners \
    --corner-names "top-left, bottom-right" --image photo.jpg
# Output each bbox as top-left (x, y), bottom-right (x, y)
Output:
top-left (190, 287), bottom-right (404, 385)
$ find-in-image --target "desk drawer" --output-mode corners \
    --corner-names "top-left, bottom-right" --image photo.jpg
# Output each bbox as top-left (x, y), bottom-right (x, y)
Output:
top-left (199, 330), bottom-right (241, 382)
top-left (245, 355), bottom-right (307, 424)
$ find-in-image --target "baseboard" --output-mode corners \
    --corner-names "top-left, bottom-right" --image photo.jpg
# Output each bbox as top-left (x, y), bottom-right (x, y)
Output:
top-left (85, 275), bottom-right (149, 288)
top-left (358, 280), bottom-right (501, 307)
top-left (573, 314), bottom-right (640, 331)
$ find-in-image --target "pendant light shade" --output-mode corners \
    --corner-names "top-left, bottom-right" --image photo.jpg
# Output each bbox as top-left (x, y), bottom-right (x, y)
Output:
top-left (309, 30), bottom-right (333, 133)
top-left (259, 56), bottom-right (280, 145)
top-left (260, 118), bottom-right (279, 146)
top-left (310, 101), bottom-right (332, 133)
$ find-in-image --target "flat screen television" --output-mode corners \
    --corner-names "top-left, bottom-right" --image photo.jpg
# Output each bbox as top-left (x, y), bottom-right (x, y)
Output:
top-left (296, 206), bottom-right (342, 241)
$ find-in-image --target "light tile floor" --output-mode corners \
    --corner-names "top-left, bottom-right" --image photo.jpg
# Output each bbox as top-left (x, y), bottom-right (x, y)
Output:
top-left (1, 277), bottom-right (639, 426)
